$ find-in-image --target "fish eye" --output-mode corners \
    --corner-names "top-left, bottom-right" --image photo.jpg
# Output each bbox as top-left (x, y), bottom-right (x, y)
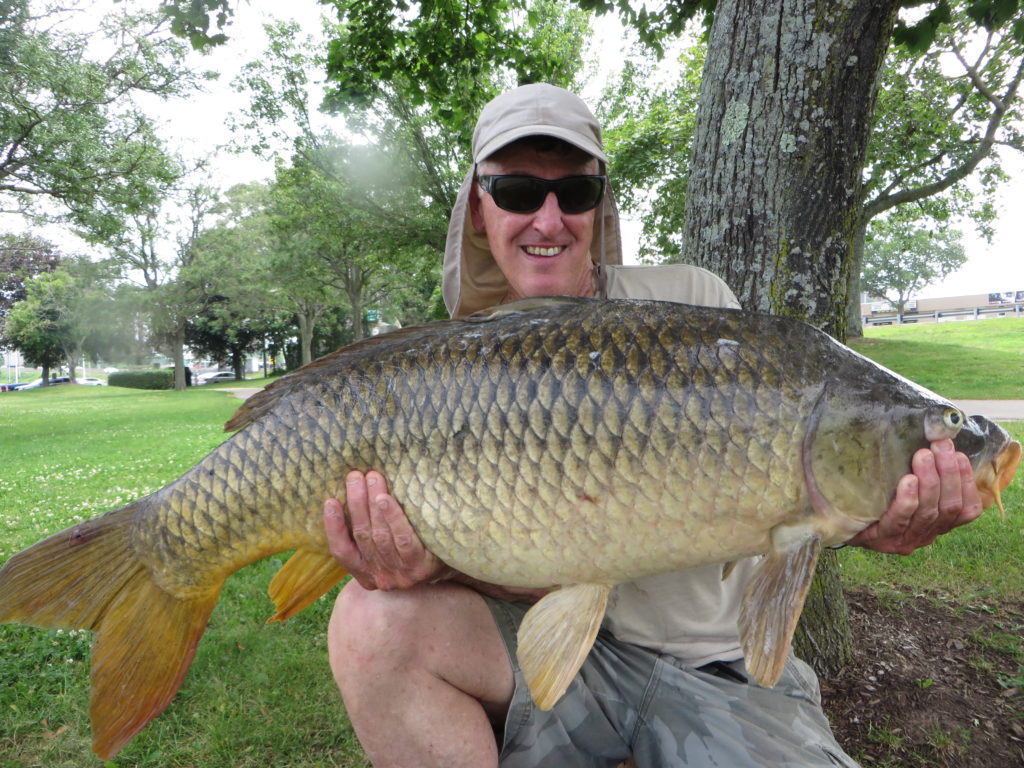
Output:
top-left (944, 408), bottom-right (964, 429)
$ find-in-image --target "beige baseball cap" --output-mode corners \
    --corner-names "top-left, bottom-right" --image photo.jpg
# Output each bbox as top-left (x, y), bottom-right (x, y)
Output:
top-left (472, 83), bottom-right (608, 164)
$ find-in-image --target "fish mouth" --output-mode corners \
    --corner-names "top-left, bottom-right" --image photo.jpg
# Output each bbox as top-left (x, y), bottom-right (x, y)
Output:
top-left (975, 439), bottom-right (1021, 517)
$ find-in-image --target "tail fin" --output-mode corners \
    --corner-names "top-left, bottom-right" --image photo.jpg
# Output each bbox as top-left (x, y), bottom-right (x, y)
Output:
top-left (0, 502), bottom-right (221, 758)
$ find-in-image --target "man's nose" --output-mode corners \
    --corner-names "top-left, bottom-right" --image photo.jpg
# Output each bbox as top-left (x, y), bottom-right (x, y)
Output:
top-left (532, 191), bottom-right (563, 233)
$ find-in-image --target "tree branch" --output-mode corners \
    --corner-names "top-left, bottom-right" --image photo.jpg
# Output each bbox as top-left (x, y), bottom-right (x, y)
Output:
top-left (864, 57), bottom-right (1024, 220)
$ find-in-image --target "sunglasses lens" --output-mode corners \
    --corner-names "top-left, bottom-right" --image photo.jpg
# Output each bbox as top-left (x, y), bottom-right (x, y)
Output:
top-left (555, 176), bottom-right (605, 214)
top-left (490, 177), bottom-right (547, 213)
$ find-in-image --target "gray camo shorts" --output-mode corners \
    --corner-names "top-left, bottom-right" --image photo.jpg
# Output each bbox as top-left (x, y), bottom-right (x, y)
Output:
top-left (485, 597), bottom-right (860, 768)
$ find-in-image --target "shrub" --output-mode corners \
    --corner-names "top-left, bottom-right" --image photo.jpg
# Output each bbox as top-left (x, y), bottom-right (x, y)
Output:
top-left (108, 370), bottom-right (174, 390)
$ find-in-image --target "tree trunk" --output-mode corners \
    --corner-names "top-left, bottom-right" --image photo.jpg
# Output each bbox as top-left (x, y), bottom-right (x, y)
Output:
top-left (790, 550), bottom-right (851, 677)
top-left (231, 349), bottom-right (244, 380)
top-left (684, 0), bottom-right (898, 335)
top-left (297, 311), bottom-right (314, 366)
top-left (346, 261), bottom-right (366, 342)
top-left (683, 0), bottom-right (900, 677)
top-left (172, 325), bottom-right (187, 391)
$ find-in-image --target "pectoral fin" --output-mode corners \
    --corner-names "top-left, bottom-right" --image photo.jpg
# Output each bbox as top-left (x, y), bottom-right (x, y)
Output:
top-left (267, 549), bottom-right (348, 622)
top-left (738, 525), bottom-right (822, 688)
top-left (516, 583), bottom-right (610, 710)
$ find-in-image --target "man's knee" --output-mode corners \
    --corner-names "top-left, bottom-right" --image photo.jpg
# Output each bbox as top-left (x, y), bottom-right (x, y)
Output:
top-left (329, 580), bottom-right (415, 670)
top-left (328, 580), bottom-right (490, 679)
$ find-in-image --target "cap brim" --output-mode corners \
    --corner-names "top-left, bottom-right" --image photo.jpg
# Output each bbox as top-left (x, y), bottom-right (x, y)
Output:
top-left (475, 125), bottom-right (607, 164)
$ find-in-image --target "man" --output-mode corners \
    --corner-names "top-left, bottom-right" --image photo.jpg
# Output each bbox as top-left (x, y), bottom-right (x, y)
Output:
top-left (323, 84), bottom-right (981, 767)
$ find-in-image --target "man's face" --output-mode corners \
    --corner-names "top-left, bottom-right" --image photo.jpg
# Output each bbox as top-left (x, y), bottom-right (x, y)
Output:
top-left (470, 144), bottom-right (599, 301)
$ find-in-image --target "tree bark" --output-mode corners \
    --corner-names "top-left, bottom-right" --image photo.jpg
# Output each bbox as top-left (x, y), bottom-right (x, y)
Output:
top-left (683, 0), bottom-right (901, 677)
top-left (684, 0), bottom-right (898, 336)
top-left (791, 549), bottom-right (852, 677)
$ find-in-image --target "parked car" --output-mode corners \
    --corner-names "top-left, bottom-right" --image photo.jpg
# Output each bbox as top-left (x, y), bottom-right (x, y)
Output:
top-left (77, 377), bottom-right (106, 386)
top-left (20, 376), bottom-right (71, 389)
top-left (197, 371), bottom-right (238, 385)
top-left (0, 382), bottom-right (28, 392)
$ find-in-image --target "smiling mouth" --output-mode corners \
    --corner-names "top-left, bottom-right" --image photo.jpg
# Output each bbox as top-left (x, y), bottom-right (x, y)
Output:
top-left (524, 246), bottom-right (564, 256)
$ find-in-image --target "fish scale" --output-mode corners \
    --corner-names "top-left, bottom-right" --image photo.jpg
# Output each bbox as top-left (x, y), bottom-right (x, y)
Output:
top-left (0, 296), bottom-right (1018, 759)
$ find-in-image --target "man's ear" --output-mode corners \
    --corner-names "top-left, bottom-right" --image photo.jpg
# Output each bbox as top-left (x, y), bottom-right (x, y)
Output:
top-left (469, 181), bottom-right (486, 232)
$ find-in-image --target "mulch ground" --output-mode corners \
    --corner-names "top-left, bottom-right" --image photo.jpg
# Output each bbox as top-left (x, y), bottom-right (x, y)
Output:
top-left (821, 589), bottom-right (1024, 767)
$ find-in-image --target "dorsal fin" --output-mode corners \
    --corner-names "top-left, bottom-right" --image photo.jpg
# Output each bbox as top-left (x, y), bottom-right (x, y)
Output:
top-left (224, 321), bottom-right (455, 432)
top-left (467, 295), bottom-right (590, 320)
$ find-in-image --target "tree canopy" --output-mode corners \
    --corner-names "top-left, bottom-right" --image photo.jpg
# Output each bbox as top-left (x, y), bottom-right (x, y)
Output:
top-left (0, 0), bottom-right (200, 241)
top-left (0, 232), bottom-right (61, 327)
top-left (160, 0), bottom-right (1024, 55)
top-left (2, 257), bottom-right (118, 376)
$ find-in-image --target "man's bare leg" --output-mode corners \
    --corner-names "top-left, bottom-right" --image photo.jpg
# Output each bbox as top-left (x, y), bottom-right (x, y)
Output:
top-left (328, 580), bottom-right (515, 768)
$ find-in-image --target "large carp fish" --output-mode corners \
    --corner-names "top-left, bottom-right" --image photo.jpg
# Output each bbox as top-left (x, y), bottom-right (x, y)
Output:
top-left (0, 297), bottom-right (1019, 757)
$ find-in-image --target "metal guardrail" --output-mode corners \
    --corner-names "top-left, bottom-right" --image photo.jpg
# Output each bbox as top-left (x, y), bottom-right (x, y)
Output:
top-left (863, 303), bottom-right (1024, 325)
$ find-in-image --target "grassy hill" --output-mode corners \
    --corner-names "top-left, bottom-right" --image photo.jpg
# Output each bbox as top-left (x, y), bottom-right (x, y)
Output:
top-left (851, 317), bottom-right (1024, 400)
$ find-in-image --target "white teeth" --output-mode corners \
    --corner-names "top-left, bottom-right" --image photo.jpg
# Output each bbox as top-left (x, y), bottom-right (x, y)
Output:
top-left (525, 246), bottom-right (562, 256)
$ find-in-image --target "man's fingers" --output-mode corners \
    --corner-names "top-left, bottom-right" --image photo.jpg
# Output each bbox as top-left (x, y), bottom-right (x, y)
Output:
top-left (363, 472), bottom-right (405, 572)
top-left (953, 453), bottom-right (983, 527)
top-left (323, 497), bottom-right (377, 590)
top-left (365, 471), bottom-right (444, 587)
top-left (910, 447), bottom-right (941, 521)
top-left (345, 470), bottom-right (375, 554)
top-left (327, 470), bottom-right (442, 591)
top-left (850, 473), bottom-right (917, 552)
top-left (377, 493), bottom-right (423, 563)
top-left (931, 440), bottom-right (964, 520)
top-left (372, 493), bottom-right (442, 588)
top-left (884, 473), bottom-right (918, 539)
top-left (370, 468), bottom-right (423, 564)
top-left (369, 494), bottom-right (408, 572)
top-left (852, 442), bottom-right (982, 556)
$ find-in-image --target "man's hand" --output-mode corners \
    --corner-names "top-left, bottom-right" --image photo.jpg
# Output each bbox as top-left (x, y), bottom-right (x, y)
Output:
top-left (849, 439), bottom-right (983, 555)
top-left (323, 470), bottom-right (450, 591)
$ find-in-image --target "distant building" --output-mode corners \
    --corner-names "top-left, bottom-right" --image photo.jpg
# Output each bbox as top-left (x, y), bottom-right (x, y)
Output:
top-left (861, 290), bottom-right (1024, 326)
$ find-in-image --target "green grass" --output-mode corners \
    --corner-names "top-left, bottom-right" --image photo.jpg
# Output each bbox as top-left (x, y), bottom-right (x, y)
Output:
top-left (851, 316), bottom-right (1024, 399)
top-left (0, 387), bottom-right (367, 767)
top-left (0, 387), bottom-right (238, 559)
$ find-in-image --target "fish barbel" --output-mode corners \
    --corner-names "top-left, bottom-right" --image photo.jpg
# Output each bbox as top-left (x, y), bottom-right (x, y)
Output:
top-left (0, 297), bottom-right (1019, 757)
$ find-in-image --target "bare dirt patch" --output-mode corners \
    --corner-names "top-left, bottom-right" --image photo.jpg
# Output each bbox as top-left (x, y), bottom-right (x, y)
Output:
top-left (822, 589), bottom-right (1024, 767)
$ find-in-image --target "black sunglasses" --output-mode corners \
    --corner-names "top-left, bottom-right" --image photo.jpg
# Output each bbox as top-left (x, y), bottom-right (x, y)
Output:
top-left (477, 174), bottom-right (607, 214)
